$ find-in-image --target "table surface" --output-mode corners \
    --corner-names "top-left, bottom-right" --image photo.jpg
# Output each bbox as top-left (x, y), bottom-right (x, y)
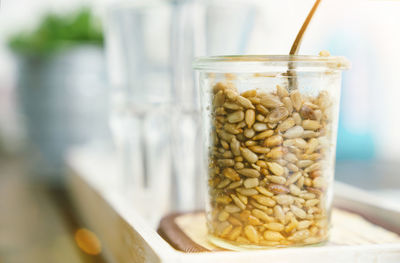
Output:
top-left (0, 155), bottom-right (107, 263)
top-left (0, 154), bottom-right (399, 263)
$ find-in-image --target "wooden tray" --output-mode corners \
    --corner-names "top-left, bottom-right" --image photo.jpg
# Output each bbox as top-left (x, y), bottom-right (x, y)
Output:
top-left (66, 151), bottom-right (400, 263)
top-left (157, 209), bottom-right (400, 253)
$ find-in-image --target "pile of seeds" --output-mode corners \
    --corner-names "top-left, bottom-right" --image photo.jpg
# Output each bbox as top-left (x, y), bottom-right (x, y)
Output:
top-left (207, 81), bottom-right (333, 247)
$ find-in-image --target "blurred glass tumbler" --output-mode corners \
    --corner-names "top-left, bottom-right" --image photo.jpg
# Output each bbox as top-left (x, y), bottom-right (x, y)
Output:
top-left (106, 1), bottom-right (173, 225)
top-left (106, 0), bottom-right (259, 221)
top-left (194, 55), bottom-right (349, 250)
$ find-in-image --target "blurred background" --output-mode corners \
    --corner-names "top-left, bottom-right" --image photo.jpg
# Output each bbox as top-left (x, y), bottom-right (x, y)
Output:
top-left (1, 0), bottom-right (400, 262)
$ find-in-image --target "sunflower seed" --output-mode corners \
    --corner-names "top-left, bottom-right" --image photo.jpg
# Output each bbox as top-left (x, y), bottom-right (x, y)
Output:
top-left (302, 120), bottom-right (321, 130)
top-left (240, 148), bottom-right (258, 163)
top-left (268, 107), bottom-right (289, 123)
top-left (244, 178), bottom-right (259, 189)
top-left (267, 175), bottom-right (286, 184)
top-left (222, 168), bottom-right (241, 181)
top-left (277, 117), bottom-right (295, 132)
top-left (244, 225), bottom-right (259, 243)
top-left (260, 94), bottom-right (284, 108)
top-left (245, 109), bottom-right (255, 128)
top-left (290, 90), bottom-right (302, 111)
top-left (275, 194), bottom-right (294, 205)
top-left (267, 162), bottom-right (284, 176)
top-left (237, 168), bottom-right (260, 178)
top-left (268, 183), bottom-right (290, 194)
top-left (227, 111), bottom-right (245, 123)
top-left (236, 188), bottom-right (259, 196)
top-left (237, 95), bottom-right (255, 109)
top-left (241, 89), bottom-right (257, 97)
top-left (276, 85), bottom-right (289, 97)
top-left (291, 205), bottom-right (307, 219)
top-left (253, 122), bottom-right (268, 132)
top-left (284, 126), bottom-right (304, 139)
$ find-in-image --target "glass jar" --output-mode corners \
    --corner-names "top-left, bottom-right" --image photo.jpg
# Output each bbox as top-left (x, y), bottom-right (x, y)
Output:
top-left (193, 55), bottom-right (349, 250)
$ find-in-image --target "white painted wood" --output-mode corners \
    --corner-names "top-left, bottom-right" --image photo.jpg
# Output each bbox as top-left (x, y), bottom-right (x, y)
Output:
top-left (334, 181), bottom-right (400, 234)
top-left (66, 150), bottom-right (400, 263)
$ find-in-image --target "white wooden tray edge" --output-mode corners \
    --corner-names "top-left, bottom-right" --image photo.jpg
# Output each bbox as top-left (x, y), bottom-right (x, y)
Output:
top-left (66, 166), bottom-right (400, 263)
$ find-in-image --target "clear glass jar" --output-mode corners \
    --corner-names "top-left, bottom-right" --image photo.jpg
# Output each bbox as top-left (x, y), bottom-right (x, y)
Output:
top-left (193, 55), bottom-right (349, 250)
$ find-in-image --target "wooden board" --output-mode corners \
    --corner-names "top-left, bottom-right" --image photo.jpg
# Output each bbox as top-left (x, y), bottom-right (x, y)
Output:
top-left (66, 150), bottom-right (400, 263)
top-left (158, 209), bottom-right (400, 252)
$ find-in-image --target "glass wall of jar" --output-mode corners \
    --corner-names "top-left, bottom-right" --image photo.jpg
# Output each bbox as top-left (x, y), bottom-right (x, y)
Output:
top-left (194, 55), bottom-right (349, 250)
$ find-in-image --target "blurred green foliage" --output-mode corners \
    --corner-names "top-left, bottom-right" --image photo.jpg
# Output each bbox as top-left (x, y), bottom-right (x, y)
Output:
top-left (8, 7), bottom-right (103, 55)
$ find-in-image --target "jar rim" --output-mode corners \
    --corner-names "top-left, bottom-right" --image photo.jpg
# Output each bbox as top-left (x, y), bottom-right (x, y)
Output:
top-left (193, 55), bottom-right (350, 72)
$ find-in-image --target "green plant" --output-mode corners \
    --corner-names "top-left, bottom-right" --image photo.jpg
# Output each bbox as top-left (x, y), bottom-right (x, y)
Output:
top-left (8, 7), bottom-right (103, 55)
